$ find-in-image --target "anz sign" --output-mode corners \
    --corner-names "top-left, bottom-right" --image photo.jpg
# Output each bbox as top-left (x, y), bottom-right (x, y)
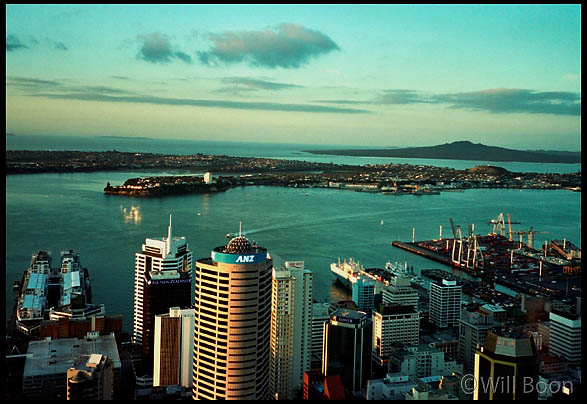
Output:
top-left (212, 250), bottom-right (267, 265)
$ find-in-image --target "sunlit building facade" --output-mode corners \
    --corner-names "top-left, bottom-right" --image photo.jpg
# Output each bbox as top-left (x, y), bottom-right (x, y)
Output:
top-left (132, 216), bottom-right (193, 365)
top-left (191, 235), bottom-right (272, 400)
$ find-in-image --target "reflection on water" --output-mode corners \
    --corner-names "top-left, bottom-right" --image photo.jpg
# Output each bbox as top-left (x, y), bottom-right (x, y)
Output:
top-left (121, 205), bottom-right (142, 224)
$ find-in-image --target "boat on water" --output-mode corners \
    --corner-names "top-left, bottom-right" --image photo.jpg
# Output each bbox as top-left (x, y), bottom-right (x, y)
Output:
top-left (385, 261), bottom-right (424, 286)
top-left (330, 258), bottom-right (363, 289)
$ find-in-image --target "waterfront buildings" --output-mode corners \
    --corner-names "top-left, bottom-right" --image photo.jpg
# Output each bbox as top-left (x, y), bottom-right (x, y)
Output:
top-left (22, 332), bottom-right (120, 400)
top-left (66, 354), bottom-right (114, 400)
top-left (153, 307), bottom-right (195, 388)
top-left (429, 279), bottom-right (462, 328)
top-left (269, 261), bottom-right (313, 399)
top-left (132, 216), bottom-right (193, 365)
top-left (191, 233), bottom-right (272, 400)
top-left (548, 310), bottom-right (581, 366)
top-left (473, 329), bottom-right (538, 400)
top-left (322, 308), bottom-right (372, 395)
top-left (372, 304), bottom-right (420, 377)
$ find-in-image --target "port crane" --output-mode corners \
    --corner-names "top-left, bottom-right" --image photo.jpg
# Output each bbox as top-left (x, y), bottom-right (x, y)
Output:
top-left (449, 218), bottom-right (484, 270)
top-left (487, 213), bottom-right (520, 239)
top-left (510, 226), bottom-right (549, 250)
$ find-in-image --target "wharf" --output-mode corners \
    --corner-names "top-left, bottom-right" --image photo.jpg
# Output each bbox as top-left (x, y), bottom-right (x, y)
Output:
top-left (391, 241), bottom-right (468, 271)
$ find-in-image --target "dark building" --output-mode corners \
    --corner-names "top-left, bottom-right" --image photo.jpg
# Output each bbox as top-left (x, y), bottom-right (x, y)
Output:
top-left (322, 308), bottom-right (372, 395)
top-left (474, 328), bottom-right (538, 400)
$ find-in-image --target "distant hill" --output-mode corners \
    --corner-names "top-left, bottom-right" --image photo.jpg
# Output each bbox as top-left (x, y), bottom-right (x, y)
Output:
top-left (304, 141), bottom-right (581, 164)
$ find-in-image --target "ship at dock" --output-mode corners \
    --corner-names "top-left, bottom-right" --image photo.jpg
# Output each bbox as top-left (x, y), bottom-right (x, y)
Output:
top-left (330, 257), bottom-right (363, 289)
top-left (15, 249), bottom-right (102, 336)
top-left (331, 258), bottom-right (425, 291)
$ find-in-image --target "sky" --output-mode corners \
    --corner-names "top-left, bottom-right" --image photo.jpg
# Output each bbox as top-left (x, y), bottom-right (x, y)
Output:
top-left (5, 4), bottom-right (582, 150)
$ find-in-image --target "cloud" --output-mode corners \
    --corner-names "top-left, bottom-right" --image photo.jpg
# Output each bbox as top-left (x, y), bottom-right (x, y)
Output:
top-left (6, 35), bottom-right (28, 51)
top-left (434, 88), bottom-right (581, 116)
top-left (367, 88), bottom-right (580, 116)
top-left (197, 23), bottom-right (340, 68)
top-left (137, 32), bottom-right (192, 64)
top-left (221, 77), bottom-right (303, 91)
top-left (36, 92), bottom-right (369, 114)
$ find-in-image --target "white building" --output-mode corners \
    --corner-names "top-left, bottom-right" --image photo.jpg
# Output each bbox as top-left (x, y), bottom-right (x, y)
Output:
top-left (133, 215), bottom-right (193, 352)
top-left (429, 280), bottom-right (462, 328)
top-left (382, 275), bottom-right (419, 310)
top-left (548, 311), bottom-right (581, 366)
top-left (366, 373), bottom-right (419, 400)
top-left (269, 261), bottom-right (313, 400)
top-left (153, 307), bottom-right (195, 388)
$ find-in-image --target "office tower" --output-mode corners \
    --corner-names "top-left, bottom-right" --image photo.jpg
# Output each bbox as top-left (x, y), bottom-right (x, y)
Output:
top-left (548, 310), bottom-right (581, 366)
top-left (473, 329), bottom-right (538, 400)
top-left (372, 304), bottom-right (420, 377)
top-left (192, 233), bottom-right (272, 400)
top-left (269, 261), bottom-right (313, 399)
top-left (322, 309), bottom-right (372, 395)
top-left (382, 275), bottom-right (419, 310)
top-left (311, 302), bottom-right (331, 363)
top-left (429, 279), bottom-right (462, 328)
top-left (351, 277), bottom-right (375, 313)
top-left (133, 216), bottom-right (193, 364)
top-left (153, 307), bottom-right (195, 388)
top-left (67, 354), bottom-right (114, 400)
top-left (458, 304), bottom-right (506, 371)
top-left (23, 332), bottom-right (120, 400)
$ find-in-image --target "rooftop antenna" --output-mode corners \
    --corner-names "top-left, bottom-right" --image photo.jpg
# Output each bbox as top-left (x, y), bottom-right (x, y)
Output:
top-left (167, 214), bottom-right (172, 255)
top-left (239, 221), bottom-right (242, 237)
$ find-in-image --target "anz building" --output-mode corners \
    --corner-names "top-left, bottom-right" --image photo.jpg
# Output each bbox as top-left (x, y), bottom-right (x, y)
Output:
top-left (192, 234), bottom-right (272, 400)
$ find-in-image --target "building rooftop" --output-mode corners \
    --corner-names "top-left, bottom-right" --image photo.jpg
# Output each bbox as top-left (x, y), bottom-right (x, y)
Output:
top-left (23, 334), bottom-right (120, 378)
top-left (376, 304), bottom-right (417, 316)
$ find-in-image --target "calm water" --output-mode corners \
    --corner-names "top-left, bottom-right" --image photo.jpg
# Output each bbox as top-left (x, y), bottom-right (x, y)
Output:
top-left (5, 136), bottom-right (582, 331)
top-left (6, 134), bottom-right (581, 174)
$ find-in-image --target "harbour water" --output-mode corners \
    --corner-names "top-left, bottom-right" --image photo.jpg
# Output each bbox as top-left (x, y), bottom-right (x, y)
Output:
top-left (5, 136), bottom-right (581, 331)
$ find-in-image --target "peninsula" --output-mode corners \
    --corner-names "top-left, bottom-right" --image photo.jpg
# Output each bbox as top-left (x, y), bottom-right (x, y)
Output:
top-left (304, 141), bottom-right (581, 164)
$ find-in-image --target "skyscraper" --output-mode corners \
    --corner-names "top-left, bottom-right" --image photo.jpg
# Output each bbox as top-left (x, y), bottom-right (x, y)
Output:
top-left (473, 329), bottom-right (538, 400)
top-left (311, 302), bottom-right (331, 364)
top-left (191, 233), bottom-right (272, 400)
top-left (269, 261), bottom-right (313, 399)
top-left (133, 216), bottom-right (193, 365)
top-left (372, 304), bottom-right (420, 377)
top-left (322, 309), bottom-right (372, 395)
top-left (429, 279), bottom-right (462, 328)
top-left (153, 307), bottom-right (195, 388)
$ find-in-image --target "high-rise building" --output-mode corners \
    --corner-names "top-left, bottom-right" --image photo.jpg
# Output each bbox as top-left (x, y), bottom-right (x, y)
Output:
top-left (473, 329), bottom-right (538, 400)
top-left (351, 277), bottom-right (376, 313)
top-left (269, 261), bottom-right (313, 399)
top-left (458, 304), bottom-right (506, 371)
top-left (67, 354), bottom-right (114, 400)
top-left (153, 307), bottom-right (195, 388)
top-left (192, 234), bottom-right (272, 400)
top-left (322, 309), bottom-right (372, 395)
top-left (133, 216), bottom-right (193, 365)
top-left (372, 304), bottom-right (420, 377)
top-left (311, 302), bottom-right (331, 364)
top-left (429, 279), bottom-right (462, 328)
top-left (382, 275), bottom-right (419, 310)
top-left (548, 310), bottom-right (581, 366)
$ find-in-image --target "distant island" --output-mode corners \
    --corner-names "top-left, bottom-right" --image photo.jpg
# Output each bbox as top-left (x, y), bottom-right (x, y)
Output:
top-left (304, 141), bottom-right (581, 164)
top-left (6, 133), bottom-right (16, 136)
top-left (96, 135), bottom-right (152, 140)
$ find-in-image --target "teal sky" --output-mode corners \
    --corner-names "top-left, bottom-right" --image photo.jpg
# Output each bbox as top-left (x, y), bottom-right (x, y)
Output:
top-left (5, 4), bottom-right (582, 150)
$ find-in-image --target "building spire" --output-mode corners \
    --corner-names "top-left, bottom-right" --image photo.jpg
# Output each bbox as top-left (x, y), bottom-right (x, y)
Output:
top-left (239, 221), bottom-right (242, 237)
